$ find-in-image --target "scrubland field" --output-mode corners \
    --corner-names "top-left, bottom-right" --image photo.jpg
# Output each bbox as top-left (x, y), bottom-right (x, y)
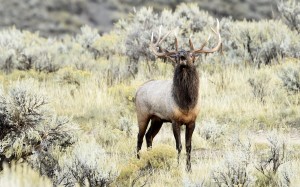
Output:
top-left (0, 2), bottom-right (300, 187)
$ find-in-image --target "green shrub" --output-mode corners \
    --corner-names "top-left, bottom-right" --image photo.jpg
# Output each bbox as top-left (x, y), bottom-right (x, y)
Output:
top-left (211, 139), bottom-right (253, 187)
top-left (0, 79), bottom-right (79, 181)
top-left (118, 116), bottom-right (134, 136)
top-left (182, 177), bottom-right (205, 187)
top-left (58, 138), bottom-right (119, 186)
top-left (56, 67), bottom-right (91, 87)
top-left (254, 131), bottom-right (292, 187)
top-left (0, 27), bottom-right (102, 74)
top-left (92, 32), bottom-right (125, 59)
top-left (118, 144), bottom-right (176, 186)
top-left (220, 19), bottom-right (300, 67)
top-left (198, 119), bottom-right (226, 146)
top-left (278, 0), bottom-right (300, 34)
top-left (248, 72), bottom-right (271, 103)
top-left (140, 144), bottom-right (177, 170)
top-left (279, 63), bottom-right (300, 93)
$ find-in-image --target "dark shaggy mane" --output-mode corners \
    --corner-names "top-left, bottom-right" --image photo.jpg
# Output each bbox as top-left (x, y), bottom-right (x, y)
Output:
top-left (172, 64), bottom-right (199, 111)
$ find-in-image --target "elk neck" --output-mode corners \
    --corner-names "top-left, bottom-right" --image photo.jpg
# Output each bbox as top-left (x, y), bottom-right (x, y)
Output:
top-left (172, 64), bottom-right (199, 111)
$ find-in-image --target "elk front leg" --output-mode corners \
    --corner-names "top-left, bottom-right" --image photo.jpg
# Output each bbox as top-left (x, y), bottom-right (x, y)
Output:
top-left (185, 122), bottom-right (195, 172)
top-left (172, 121), bottom-right (182, 164)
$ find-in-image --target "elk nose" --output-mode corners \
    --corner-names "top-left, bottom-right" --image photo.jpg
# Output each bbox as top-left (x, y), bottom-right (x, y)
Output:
top-left (180, 56), bottom-right (187, 65)
top-left (180, 56), bottom-right (185, 60)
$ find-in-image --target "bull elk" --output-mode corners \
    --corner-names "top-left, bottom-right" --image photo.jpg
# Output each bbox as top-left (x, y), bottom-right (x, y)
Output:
top-left (135, 19), bottom-right (221, 171)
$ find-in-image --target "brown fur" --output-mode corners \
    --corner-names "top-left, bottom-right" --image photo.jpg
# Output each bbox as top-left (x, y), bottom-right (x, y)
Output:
top-left (172, 64), bottom-right (199, 111)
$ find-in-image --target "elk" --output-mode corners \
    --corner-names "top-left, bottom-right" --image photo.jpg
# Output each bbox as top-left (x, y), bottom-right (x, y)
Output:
top-left (135, 19), bottom-right (221, 171)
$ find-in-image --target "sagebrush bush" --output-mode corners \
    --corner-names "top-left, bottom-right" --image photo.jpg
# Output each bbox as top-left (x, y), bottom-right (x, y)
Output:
top-left (0, 80), bottom-right (79, 181)
top-left (198, 119), bottom-right (226, 146)
top-left (278, 0), bottom-right (300, 34)
top-left (277, 163), bottom-right (294, 187)
top-left (254, 131), bottom-right (292, 187)
top-left (182, 177), bottom-right (205, 187)
top-left (211, 138), bottom-right (253, 187)
top-left (248, 72), bottom-right (271, 103)
top-left (55, 67), bottom-right (91, 87)
top-left (58, 138), bottom-right (119, 186)
top-left (0, 28), bottom-right (43, 73)
top-left (221, 19), bottom-right (300, 66)
top-left (174, 3), bottom-right (214, 34)
top-left (0, 26), bottom-right (103, 74)
top-left (92, 32), bottom-right (125, 59)
top-left (211, 150), bottom-right (253, 186)
top-left (118, 116), bottom-right (134, 136)
top-left (279, 63), bottom-right (300, 93)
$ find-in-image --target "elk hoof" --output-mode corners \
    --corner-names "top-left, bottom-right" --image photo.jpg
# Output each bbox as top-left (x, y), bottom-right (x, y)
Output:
top-left (137, 151), bottom-right (141, 159)
top-left (186, 163), bottom-right (192, 172)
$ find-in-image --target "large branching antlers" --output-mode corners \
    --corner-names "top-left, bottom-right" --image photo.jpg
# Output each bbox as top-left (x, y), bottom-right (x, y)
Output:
top-left (191, 19), bottom-right (222, 54)
top-left (150, 26), bottom-right (177, 57)
top-left (150, 19), bottom-right (222, 59)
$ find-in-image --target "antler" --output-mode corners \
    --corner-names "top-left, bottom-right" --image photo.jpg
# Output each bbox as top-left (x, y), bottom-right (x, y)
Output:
top-left (189, 34), bottom-right (194, 51)
top-left (191, 19), bottom-right (222, 54)
top-left (150, 26), bottom-right (177, 57)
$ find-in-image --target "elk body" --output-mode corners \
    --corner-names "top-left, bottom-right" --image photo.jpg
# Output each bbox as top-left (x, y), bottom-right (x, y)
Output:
top-left (135, 20), bottom-right (221, 171)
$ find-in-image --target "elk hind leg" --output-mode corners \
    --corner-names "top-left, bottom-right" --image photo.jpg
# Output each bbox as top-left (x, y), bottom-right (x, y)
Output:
top-left (146, 118), bottom-right (163, 149)
top-left (137, 117), bottom-right (150, 159)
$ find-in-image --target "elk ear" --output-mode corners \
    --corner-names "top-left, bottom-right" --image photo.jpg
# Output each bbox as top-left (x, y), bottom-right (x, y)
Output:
top-left (192, 56), bottom-right (196, 63)
top-left (190, 53), bottom-right (200, 64)
top-left (189, 53), bottom-right (195, 63)
top-left (194, 56), bottom-right (199, 63)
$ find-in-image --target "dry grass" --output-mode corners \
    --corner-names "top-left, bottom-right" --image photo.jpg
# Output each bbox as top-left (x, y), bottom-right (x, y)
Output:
top-left (0, 163), bottom-right (53, 187)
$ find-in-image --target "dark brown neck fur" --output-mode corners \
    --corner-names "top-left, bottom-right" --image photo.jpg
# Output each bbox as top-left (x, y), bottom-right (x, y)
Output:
top-left (172, 64), bottom-right (199, 111)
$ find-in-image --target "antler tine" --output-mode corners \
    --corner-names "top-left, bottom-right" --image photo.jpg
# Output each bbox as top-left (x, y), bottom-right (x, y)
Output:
top-left (198, 34), bottom-right (211, 51)
top-left (154, 25), bottom-right (162, 46)
top-left (175, 35), bottom-right (178, 52)
top-left (210, 18), bottom-right (220, 35)
top-left (150, 26), bottom-right (177, 57)
top-left (151, 32), bottom-right (154, 43)
top-left (158, 30), bottom-right (173, 45)
top-left (189, 34), bottom-right (194, 51)
top-left (192, 19), bottom-right (222, 54)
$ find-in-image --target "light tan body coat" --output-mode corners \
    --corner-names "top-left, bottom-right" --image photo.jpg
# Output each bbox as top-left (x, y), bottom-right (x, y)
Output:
top-left (135, 79), bottom-right (200, 125)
